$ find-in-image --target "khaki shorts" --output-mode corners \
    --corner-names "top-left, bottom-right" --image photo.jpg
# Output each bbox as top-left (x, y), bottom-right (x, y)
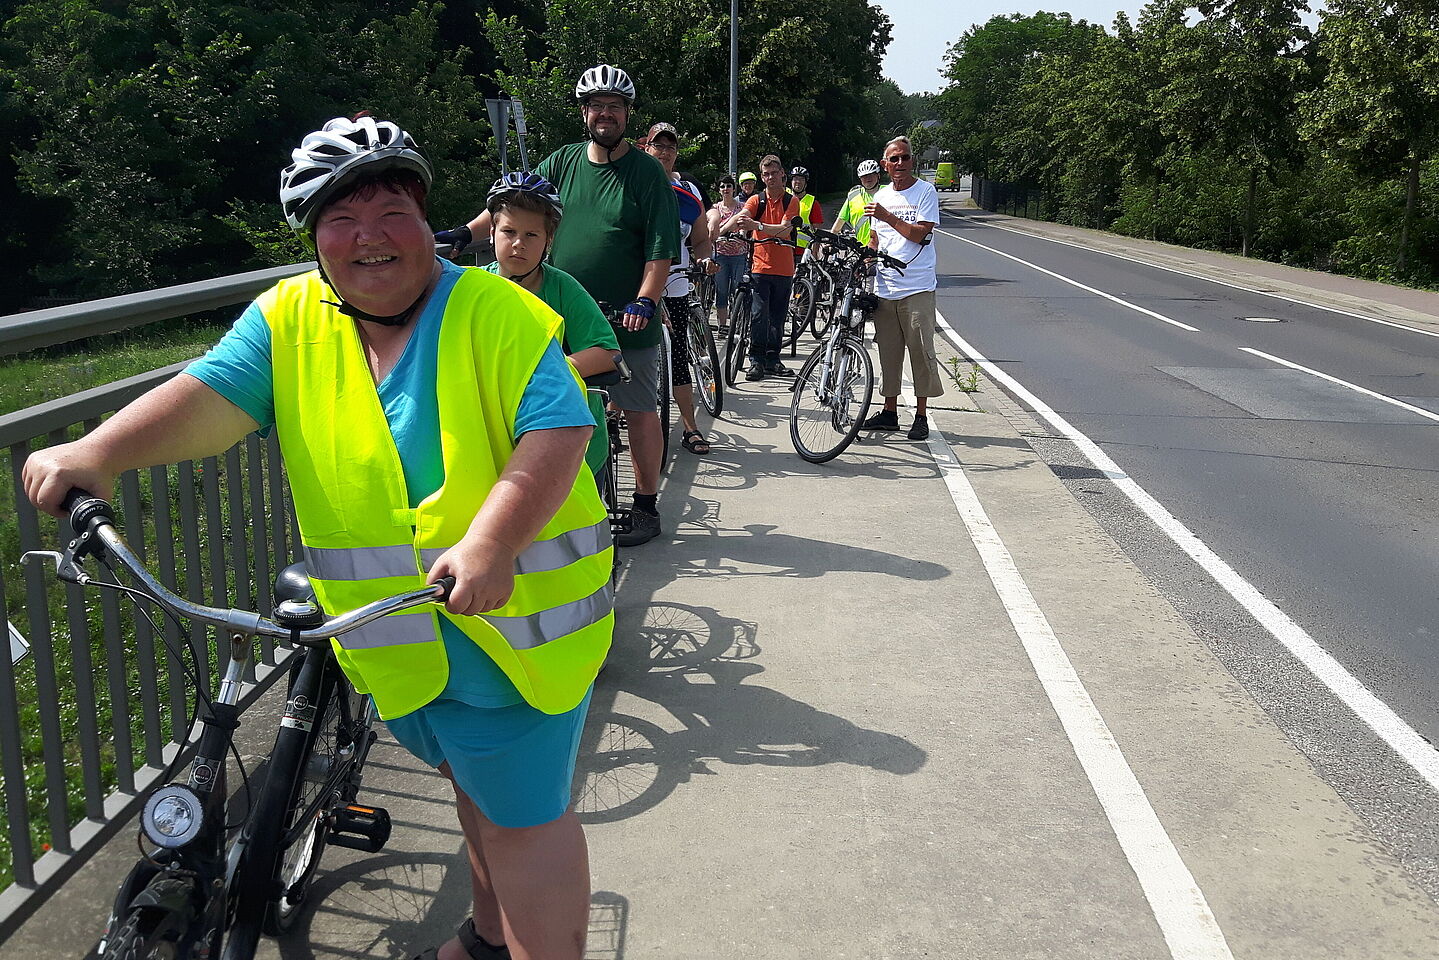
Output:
top-left (873, 289), bottom-right (944, 399)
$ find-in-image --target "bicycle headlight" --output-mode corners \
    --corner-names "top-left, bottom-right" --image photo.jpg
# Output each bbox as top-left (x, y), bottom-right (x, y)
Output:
top-left (142, 784), bottom-right (204, 848)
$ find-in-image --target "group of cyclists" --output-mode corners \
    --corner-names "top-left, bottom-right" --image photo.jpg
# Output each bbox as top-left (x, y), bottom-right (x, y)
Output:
top-left (21, 60), bottom-right (937, 960)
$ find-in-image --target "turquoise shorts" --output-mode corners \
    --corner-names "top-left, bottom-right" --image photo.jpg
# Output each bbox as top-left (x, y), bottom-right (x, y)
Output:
top-left (385, 686), bottom-right (594, 828)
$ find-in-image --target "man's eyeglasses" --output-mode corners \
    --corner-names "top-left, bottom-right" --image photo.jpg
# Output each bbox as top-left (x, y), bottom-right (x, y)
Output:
top-left (584, 101), bottom-right (627, 117)
top-left (886, 153), bottom-right (912, 163)
top-left (649, 142), bottom-right (678, 153)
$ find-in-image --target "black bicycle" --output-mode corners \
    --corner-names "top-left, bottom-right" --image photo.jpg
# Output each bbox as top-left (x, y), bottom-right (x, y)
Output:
top-left (679, 265), bottom-right (724, 417)
top-left (788, 225), bottom-right (907, 463)
top-left (23, 491), bottom-right (451, 960)
top-left (719, 233), bottom-right (801, 384)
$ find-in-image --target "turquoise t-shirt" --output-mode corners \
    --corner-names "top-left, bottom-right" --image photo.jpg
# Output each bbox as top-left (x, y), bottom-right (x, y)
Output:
top-left (185, 258), bottom-right (595, 708)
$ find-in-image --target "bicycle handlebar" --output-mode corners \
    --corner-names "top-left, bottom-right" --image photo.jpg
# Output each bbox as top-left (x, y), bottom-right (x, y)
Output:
top-left (797, 225), bottom-right (907, 274)
top-left (47, 489), bottom-right (453, 647)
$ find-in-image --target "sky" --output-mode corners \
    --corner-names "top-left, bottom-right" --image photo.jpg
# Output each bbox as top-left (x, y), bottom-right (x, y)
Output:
top-left (876, 0), bottom-right (1323, 96)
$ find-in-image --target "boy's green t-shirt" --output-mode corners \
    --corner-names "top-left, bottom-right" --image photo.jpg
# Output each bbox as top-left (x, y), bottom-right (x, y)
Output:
top-left (484, 262), bottom-right (618, 476)
top-left (537, 142), bottom-right (681, 349)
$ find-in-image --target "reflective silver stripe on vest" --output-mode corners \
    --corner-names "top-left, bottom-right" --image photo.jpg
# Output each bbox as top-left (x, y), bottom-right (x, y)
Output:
top-left (304, 544), bottom-right (416, 581)
top-left (419, 518), bottom-right (612, 577)
top-left (335, 612), bottom-right (436, 650)
top-left (480, 583), bottom-right (614, 651)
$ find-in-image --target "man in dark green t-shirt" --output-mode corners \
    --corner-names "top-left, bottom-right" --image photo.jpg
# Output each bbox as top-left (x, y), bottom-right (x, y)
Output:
top-left (445, 64), bottom-right (679, 547)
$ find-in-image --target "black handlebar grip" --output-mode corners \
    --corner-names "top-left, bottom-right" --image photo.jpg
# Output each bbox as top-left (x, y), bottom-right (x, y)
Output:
top-left (64, 488), bottom-right (114, 536)
top-left (433, 576), bottom-right (456, 600)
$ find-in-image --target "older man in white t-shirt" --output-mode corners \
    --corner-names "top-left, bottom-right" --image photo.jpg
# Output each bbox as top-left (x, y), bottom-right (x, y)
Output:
top-left (861, 135), bottom-right (943, 440)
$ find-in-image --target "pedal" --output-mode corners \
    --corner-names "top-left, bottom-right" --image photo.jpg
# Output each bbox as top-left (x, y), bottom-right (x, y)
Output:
top-left (327, 803), bottom-right (391, 853)
top-left (608, 507), bottom-right (633, 536)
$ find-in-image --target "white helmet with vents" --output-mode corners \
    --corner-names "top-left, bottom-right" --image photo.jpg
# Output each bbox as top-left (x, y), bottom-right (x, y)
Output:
top-left (574, 64), bottom-right (636, 103)
top-left (857, 159), bottom-right (881, 177)
top-left (279, 116), bottom-right (433, 238)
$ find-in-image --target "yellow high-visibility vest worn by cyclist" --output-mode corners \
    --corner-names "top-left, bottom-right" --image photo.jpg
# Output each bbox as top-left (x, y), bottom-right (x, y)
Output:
top-left (841, 185), bottom-right (876, 247)
top-left (795, 193), bottom-right (817, 250)
top-left (261, 268), bottom-right (613, 720)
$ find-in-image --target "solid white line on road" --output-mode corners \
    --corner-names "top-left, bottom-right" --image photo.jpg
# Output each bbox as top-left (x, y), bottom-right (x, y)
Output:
top-left (1239, 346), bottom-right (1439, 425)
top-left (933, 310), bottom-right (1439, 798)
top-left (932, 227), bottom-right (1201, 332)
top-left (948, 211), bottom-right (1439, 341)
top-left (901, 381), bottom-right (1234, 960)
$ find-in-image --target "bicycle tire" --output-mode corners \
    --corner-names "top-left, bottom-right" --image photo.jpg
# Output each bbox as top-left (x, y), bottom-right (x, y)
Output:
top-left (725, 291), bottom-right (752, 386)
top-left (657, 326), bottom-right (672, 466)
top-left (265, 662), bottom-right (373, 935)
top-left (102, 904), bottom-right (189, 960)
top-left (789, 335), bottom-right (874, 463)
top-left (688, 311), bottom-right (724, 417)
top-left (223, 651), bottom-right (335, 960)
top-left (808, 276), bottom-right (833, 341)
top-left (785, 277), bottom-right (816, 353)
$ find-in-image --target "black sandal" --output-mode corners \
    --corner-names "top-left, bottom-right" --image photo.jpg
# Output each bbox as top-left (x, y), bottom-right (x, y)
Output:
top-left (681, 430), bottom-right (710, 455)
top-left (413, 918), bottom-right (510, 960)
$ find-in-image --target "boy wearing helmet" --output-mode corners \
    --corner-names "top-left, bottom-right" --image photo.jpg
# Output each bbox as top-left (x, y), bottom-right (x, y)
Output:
top-left (444, 64), bottom-right (679, 548)
top-left (483, 173), bottom-right (623, 490)
top-left (25, 116), bottom-right (609, 960)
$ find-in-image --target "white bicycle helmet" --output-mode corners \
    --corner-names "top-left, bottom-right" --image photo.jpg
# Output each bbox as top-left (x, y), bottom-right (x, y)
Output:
top-left (279, 116), bottom-right (433, 237)
top-left (575, 64), bottom-right (636, 103)
top-left (856, 159), bottom-right (881, 177)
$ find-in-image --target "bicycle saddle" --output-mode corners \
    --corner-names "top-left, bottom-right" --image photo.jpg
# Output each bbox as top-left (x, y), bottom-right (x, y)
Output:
top-left (273, 562), bottom-right (317, 605)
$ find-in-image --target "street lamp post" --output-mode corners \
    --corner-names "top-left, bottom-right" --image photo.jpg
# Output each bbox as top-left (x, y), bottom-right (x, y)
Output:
top-left (729, 0), bottom-right (738, 176)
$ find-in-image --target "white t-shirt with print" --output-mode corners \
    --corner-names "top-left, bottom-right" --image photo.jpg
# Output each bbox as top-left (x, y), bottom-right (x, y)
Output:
top-left (871, 179), bottom-right (940, 299)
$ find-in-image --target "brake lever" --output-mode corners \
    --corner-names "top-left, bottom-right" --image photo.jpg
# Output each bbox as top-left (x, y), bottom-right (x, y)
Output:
top-left (21, 548), bottom-right (92, 586)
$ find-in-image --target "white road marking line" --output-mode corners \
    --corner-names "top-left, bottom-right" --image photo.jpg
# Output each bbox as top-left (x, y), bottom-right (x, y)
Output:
top-left (932, 227), bottom-right (1201, 332)
top-left (1239, 346), bottom-right (1439, 425)
top-left (899, 379), bottom-right (1233, 960)
top-left (945, 209), bottom-right (1439, 341)
top-left (933, 309), bottom-right (1439, 796)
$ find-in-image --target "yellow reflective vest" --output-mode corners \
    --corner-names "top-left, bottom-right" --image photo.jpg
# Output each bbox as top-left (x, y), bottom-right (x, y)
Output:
top-left (795, 193), bottom-right (818, 249)
top-left (259, 268), bottom-right (613, 720)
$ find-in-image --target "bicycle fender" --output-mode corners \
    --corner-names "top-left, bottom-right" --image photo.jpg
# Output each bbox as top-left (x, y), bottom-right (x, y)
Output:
top-left (132, 875), bottom-right (199, 917)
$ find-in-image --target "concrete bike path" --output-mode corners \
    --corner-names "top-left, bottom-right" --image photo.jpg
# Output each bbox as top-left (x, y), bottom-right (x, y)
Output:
top-left (8, 337), bottom-right (1439, 958)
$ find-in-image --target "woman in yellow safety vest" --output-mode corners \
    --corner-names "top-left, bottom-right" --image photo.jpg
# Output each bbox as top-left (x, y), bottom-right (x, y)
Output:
top-left (22, 115), bottom-right (610, 960)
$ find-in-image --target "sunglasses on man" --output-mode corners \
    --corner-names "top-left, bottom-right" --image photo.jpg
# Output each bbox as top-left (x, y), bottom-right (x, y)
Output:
top-left (886, 153), bottom-right (912, 163)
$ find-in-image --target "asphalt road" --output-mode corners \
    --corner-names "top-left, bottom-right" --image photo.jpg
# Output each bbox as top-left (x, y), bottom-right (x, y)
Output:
top-left (932, 207), bottom-right (1439, 892)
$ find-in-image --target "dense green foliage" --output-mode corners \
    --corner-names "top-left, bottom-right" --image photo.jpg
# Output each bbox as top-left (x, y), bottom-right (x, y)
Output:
top-left (934, 2), bottom-right (1439, 285)
top-left (1, 0), bottom-right (894, 312)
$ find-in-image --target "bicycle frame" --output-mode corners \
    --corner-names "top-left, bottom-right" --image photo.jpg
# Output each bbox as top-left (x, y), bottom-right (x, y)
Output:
top-left (24, 494), bottom-right (449, 959)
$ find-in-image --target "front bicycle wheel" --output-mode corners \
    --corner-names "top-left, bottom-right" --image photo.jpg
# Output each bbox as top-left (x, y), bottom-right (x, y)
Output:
top-left (725, 292), bottom-right (752, 387)
top-left (266, 662), bottom-right (375, 935)
top-left (785, 277), bottom-right (816, 353)
top-left (789, 335), bottom-right (874, 463)
top-left (103, 904), bottom-right (190, 960)
top-left (687, 312), bottom-right (724, 417)
top-left (657, 326), bottom-right (672, 466)
top-left (223, 652), bottom-right (347, 958)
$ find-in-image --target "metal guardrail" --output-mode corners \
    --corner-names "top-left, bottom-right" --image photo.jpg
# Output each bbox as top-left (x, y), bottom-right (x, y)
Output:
top-left (0, 262), bottom-right (315, 359)
top-left (0, 263), bottom-right (311, 940)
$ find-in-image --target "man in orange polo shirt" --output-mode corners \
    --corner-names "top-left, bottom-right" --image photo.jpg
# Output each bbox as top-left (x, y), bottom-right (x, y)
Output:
top-left (719, 154), bottom-right (801, 381)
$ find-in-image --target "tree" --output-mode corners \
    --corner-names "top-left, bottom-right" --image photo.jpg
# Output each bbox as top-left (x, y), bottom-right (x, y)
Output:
top-left (1303, 0), bottom-right (1439, 274)
top-left (484, 0), bottom-right (891, 189)
top-left (933, 12), bottom-right (1098, 178)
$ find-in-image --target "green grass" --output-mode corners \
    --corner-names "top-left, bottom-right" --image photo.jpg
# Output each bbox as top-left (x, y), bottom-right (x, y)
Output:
top-left (0, 319), bottom-right (284, 890)
top-left (0, 318), bottom-right (227, 415)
